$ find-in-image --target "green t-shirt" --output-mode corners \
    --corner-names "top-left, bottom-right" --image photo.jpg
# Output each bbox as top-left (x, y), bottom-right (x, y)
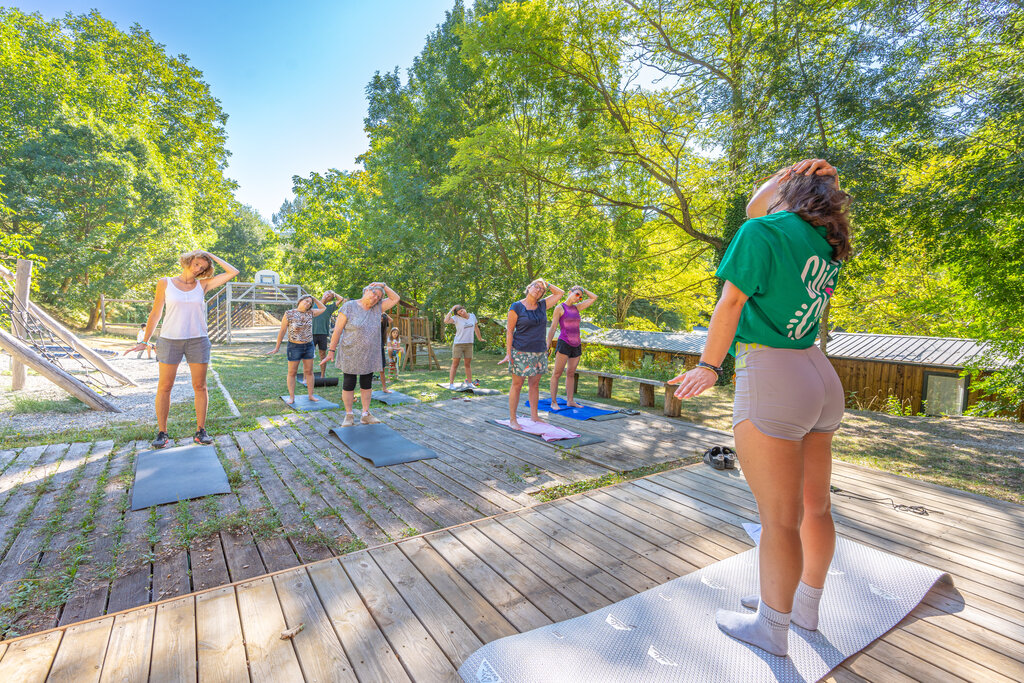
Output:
top-left (311, 302), bottom-right (338, 336)
top-left (716, 211), bottom-right (841, 352)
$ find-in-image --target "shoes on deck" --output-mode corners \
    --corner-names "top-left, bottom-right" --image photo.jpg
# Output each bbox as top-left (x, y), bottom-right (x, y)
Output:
top-left (194, 428), bottom-right (213, 445)
top-left (704, 446), bottom-right (727, 470)
top-left (340, 413), bottom-right (355, 427)
top-left (721, 446), bottom-right (737, 469)
top-left (152, 431), bottom-right (170, 449)
top-left (361, 412), bottom-right (381, 425)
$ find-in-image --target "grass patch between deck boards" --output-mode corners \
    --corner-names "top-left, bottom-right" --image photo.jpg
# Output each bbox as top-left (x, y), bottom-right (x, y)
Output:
top-left (533, 459), bottom-right (694, 503)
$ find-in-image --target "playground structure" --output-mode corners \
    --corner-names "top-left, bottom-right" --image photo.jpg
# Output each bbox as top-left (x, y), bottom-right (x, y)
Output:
top-left (1, 258), bottom-right (134, 412)
top-left (393, 298), bottom-right (440, 371)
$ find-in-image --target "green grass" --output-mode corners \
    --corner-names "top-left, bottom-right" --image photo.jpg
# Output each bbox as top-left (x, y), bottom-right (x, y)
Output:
top-left (9, 395), bottom-right (88, 415)
top-left (534, 460), bottom-right (691, 502)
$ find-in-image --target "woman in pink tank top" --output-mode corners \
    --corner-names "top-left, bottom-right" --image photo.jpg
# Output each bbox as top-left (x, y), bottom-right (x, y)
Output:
top-left (127, 250), bottom-right (238, 449)
top-left (546, 286), bottom-right (597, 408)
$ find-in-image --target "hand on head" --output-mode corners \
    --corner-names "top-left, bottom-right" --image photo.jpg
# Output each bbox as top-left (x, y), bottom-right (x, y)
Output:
top-left (780, 159), bottom-right (837, 183)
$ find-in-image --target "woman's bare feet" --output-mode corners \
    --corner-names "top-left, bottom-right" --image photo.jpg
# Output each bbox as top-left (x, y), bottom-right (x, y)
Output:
top-left (567, 401), bottom-right (583, 408)
top-left (509, 417), bottom-right (523, 430)
top-left (308, 395), bottom-right (319, 402)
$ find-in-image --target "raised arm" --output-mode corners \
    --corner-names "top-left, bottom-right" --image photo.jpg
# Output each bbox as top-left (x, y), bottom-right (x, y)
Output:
top-left (200, 253), bottom-right (240, 291)
top-left (444, 306), bottom-right (456, 324)
top-left (575, 287), bottom-right (598, 312)
top-left (546, 303), bottom-right (564, 350)
top-left (125, 279), bottom-right (166, 353)
top-left (542, 282), bottom-right (564, 309)
top-left (310, 296), bottom-right (326, 317)
top-left (377, 283), bottom-right (401, 312)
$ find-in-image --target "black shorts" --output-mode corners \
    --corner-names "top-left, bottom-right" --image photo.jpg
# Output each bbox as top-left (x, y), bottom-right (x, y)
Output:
top-left (556, 339), bottom-right (582, 358)
top-left (312, 334), bottom-right (330, 351)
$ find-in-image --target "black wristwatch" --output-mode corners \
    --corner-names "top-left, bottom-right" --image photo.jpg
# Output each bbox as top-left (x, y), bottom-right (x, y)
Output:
top-left (697, 361), bottom-right (722, 377)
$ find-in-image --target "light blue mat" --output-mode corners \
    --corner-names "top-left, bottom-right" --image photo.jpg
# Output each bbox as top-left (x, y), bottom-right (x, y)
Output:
top-left (458, 535), bottom-right (946, 682)
top-left (280, 394), bottom-right (340, 411)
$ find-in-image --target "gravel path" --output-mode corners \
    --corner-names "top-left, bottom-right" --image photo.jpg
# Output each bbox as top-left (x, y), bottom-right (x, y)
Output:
top-left (0, 351), bottom-right (200, 436)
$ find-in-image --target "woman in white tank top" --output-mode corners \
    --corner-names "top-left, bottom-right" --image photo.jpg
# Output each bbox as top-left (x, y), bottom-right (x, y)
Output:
top-left (128, 250), bottom-right (238, 449)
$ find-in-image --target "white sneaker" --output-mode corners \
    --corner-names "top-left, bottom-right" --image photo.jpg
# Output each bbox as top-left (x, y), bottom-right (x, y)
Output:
top-left (341, 413), bottom-right (355, 427)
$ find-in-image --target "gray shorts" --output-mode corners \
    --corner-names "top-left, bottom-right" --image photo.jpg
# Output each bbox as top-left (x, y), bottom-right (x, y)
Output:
top-left (156, 336), bottom-right (211, 365)
top-left (732, 342), bottom-right (844, 441)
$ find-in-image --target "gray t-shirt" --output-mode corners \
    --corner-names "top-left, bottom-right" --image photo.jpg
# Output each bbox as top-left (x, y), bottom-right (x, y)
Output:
top-left (334, 299), bottom-right (384, 375)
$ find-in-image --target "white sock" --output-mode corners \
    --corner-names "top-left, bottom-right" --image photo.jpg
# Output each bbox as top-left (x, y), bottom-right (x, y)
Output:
top-left (741, 581), bottom-right (823, 631)
top-left (717, 601), bottom-right (790, 656)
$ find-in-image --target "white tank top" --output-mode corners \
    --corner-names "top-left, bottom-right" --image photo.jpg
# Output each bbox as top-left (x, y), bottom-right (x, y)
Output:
top-left (160, 277), bottom-right (208, 339)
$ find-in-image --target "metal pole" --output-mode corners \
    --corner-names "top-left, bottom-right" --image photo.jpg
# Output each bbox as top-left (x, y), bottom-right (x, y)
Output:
top-left (225, 282), bottom-right (232, 344)
top-left (11, 258), bottom-right (32, 390)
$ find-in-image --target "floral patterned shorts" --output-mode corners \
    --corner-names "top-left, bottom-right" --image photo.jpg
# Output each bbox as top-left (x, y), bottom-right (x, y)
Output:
top-left (510, 349), bottom-right (548, 377)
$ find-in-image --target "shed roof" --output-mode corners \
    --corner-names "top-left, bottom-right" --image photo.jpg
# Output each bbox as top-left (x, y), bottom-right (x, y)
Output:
top-left (584, 328), bottom-right (1008, 370)
top-left (824, 333), bottom-right (1007, 369)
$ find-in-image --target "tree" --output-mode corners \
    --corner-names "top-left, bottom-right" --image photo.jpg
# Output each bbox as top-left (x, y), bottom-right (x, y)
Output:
top-left (211, 205), bottom-right (279, 280)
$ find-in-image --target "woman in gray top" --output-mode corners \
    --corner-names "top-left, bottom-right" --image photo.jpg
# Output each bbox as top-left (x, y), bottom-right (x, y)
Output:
top-left (324, 282), bottom-right (400, 426)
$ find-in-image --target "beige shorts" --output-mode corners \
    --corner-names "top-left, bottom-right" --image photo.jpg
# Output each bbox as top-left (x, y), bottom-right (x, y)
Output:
top-left (733, 342), bottom-right (845, 441)
top-left (452, 343), bottom-right (474, 360)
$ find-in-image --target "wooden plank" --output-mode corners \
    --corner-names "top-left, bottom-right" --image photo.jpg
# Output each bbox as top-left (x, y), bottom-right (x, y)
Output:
top-left (98, 607), bottom-right (156, 683)
top-left (149, 597), bottom-right (197, 683)
top-left (235, 575), bottom-right (304, 683)
top-left (46, 617), bottom-right (113, 683)
top-left (273, 568), bottom-right (357, 682)
top-left (306, 559), bottom-right (412, 683)
top-left (213, 434), bottom-right (275, 578)
top-left (195, 585), bottom-right (248, 683)
top-left (369, 543), bottom-right (484, 667)
top-left (473, 516), bottom-right (612, 613)
top-left (0, 630), bottom-right (61, 680)
top-left (450, 524), bottom-right (583, 623)
top-left (398, 536), bottom-right (517, 644)
top-left (425, 531), bottom-right (552, 633)
top-left (341, 551), bottom-right (458, 681)
top-left (58, 440), bottom-right (136, 625)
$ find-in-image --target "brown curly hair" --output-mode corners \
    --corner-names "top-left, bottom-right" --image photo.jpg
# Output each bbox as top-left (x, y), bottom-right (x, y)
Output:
top-left (771, 173), bottom-right (852, 261)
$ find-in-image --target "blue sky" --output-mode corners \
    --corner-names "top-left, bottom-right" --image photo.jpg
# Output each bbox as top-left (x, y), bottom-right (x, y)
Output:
top-left (9, 0), bottom-right (457, 220)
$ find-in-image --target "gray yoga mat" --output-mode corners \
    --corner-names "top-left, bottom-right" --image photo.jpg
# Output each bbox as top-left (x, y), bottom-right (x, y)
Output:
top-left (280, 394), bottom-right (340, 411)
top-left (131, 445), bottom-right (231, 510)
top-left (458, 535), bottom-right (947, 682)
top-left (372, 390), bottom-right (420, 406)
top-left (488, 420), bottom-right (604, 448)
top-left (328, 424), bottom-right (439, 467)
top-left (437, 382), bottom-right (503, 396)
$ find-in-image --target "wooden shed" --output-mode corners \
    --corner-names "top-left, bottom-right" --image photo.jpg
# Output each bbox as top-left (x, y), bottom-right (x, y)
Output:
top-left (585, 329), bottom-right (1016, 418)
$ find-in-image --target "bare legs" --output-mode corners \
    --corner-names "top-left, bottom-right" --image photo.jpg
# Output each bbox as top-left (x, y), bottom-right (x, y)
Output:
top-left (448, 357), bottom-right (474, 385)
top-left (549, 352), bottom-right (568, 406)
top-left (448, 359), bottom-right (459, 385)
top-left (285, 360), bottom-right (299, 403)
top-left (155, 362), bottom-right (177, 431)
top-left (464, 357), bottom-right (473, 383)
top-left (341, 388), bottom-right (372, 415)
top-left (508, 375), bottom-right (524, 429)
top-left (188, 362), bottom-right (209, 429)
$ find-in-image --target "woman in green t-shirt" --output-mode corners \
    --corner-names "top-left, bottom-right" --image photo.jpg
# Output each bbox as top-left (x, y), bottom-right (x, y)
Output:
top-left (669, 158), bottom-right (851, 657)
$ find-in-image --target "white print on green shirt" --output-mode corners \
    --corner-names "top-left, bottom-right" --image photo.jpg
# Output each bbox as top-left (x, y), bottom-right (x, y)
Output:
top-left (788, 255), bottom-right (840, 340)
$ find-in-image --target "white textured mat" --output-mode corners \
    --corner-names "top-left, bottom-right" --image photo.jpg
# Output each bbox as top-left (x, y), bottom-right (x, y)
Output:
top-left (458, 535), bottom-right (946, 682)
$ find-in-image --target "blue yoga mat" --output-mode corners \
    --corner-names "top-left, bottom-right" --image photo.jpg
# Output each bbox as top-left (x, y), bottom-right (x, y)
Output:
top-left (280, 394), bottom-right (340, 411)
top-left (526, 397), bottom-right (620, 421)
top-left (132, 445), bottom-right (231, 510)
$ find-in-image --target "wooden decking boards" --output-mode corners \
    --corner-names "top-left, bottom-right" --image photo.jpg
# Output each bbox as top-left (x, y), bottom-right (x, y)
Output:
top-left (1, 457), bottom-right (1021, 681)
top-left (0, 395), bottom-right (718, 638)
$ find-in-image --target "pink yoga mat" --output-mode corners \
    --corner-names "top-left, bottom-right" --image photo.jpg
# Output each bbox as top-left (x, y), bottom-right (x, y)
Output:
top-left (496, 418), bottom-right (580, 442)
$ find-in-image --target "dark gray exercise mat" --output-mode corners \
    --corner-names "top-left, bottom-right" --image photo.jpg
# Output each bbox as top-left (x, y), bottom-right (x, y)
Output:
top-left (280, 394), bottom-right (340, 411)
top-left (488, 419), bottom-right (604, 448)
top-left (372, 390), bottom-right (419, 405)
top-left (131, 445), bottom-right (231, 510)
top-left (297, 372), bottom-right (339, 387)
top-left (328, 424), bottom-right (439, 466)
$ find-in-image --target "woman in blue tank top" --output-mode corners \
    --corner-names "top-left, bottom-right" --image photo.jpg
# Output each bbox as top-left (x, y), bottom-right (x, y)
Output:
top-left (499, 278), bottom-right (564, 429)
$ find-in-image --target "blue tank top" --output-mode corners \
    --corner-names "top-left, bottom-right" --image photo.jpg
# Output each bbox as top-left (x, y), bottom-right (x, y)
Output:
top-left (510, 299), bottom-right (548, 352)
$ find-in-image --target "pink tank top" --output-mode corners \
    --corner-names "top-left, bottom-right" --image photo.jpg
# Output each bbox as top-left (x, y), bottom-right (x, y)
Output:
top-left (558, 304), bottom-right (581, 346)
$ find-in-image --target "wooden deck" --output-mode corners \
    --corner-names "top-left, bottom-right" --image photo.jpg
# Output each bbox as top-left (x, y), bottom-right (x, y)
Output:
top-left (0, 395), bottom-right (724, 637)
top-left (1, 453), bottom-right (1021, 681)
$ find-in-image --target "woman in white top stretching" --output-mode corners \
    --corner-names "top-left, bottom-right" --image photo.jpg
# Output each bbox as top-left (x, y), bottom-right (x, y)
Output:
top-left (127, 250), bottom-right (238, 448)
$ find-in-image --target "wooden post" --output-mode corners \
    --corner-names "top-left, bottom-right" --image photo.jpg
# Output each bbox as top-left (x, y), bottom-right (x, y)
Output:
top-left (100, 294), bottom-right (107, 334)
top-left (11, 258), bottom-right (32, 390)
top-left (28, 301), bottom-right (135, 386)
top-left (663, 385), bottom-right (682, 417)
top-left (597, 375), bottom-right (613, 398)
top-left (639, 383), bottom-right (655, 407)
top-left (572, 372), bottom-right (579, 394)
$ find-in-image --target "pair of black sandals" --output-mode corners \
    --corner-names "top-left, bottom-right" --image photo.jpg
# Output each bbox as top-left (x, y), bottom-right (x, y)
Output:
top-left (703, 445), bottom-right (736, 470)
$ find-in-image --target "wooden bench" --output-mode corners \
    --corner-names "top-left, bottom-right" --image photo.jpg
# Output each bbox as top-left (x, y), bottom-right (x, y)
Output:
top-left (573, 369), bottom-right (682, 417)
